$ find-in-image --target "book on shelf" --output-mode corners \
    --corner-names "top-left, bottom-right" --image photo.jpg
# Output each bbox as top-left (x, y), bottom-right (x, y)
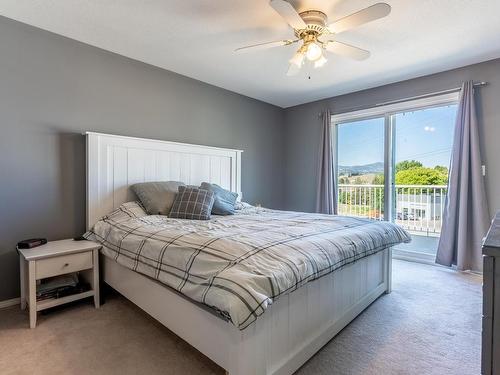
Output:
top-left (36, 273), bottom-right (90, 301)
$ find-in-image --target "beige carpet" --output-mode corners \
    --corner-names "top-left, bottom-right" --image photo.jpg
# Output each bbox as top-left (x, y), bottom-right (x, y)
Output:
top-left (0, 260), bottom-right (481, 375)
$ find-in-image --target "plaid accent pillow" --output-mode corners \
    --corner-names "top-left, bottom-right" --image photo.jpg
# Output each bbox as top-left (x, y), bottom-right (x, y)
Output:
top-left (168, 186), bottom-right (215, 220)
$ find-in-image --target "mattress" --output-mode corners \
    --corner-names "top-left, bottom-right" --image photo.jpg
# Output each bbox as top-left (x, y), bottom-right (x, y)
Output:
top-left (85, 201), bottom-right (410, 330)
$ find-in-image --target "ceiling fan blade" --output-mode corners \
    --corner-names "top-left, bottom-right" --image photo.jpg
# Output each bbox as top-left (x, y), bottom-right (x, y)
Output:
top-left (324, 41), bottom-right (370, 60)
top-left (270, 0), bottom-right (307, 30)
top-left (327, 3), bottom-right (391, 34)
top-left (235, 40), bottom-right (295, 53)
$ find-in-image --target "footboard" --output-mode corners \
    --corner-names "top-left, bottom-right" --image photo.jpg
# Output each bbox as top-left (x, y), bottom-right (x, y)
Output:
top-left (227, 247), bottom-right (391, 375)
top-left (103, 247), bottom-right (392, 375)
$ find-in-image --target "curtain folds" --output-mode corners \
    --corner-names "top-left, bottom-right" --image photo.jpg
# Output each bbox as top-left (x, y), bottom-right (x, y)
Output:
top-left (435, 81), bottom-right (490, 271)
top-left (316, 110), bottom-right (337, 215)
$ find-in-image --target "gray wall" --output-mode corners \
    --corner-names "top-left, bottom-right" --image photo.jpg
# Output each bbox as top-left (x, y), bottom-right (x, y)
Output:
top-left (284, 59), bottom-right (500, 217)
top-left (0, 16), bottom-right (285, 301)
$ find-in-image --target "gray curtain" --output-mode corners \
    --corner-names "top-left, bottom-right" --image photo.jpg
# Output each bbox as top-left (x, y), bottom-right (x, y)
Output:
top-left (316, 110), bottom-right (337, 214)
top-left (436, 81), bottom-right (490, 271)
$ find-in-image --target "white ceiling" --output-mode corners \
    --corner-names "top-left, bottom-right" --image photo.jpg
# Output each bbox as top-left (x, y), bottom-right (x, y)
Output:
top-left (1, 0), bottom-right (499, 108)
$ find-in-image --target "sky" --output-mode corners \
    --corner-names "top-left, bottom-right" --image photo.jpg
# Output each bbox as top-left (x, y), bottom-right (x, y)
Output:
top-left (337, 104), bottom-right (457, 168)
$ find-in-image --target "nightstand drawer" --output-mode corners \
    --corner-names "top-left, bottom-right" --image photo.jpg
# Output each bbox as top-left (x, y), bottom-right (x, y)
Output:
top-left (36, 251), bottom-right (93, 279)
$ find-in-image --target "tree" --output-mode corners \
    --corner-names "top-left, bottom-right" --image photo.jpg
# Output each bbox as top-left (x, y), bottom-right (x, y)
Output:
top-left (372, 173), bottom-right (384, 185)
top-left (434, 165), bottom-right (448, 174)
top-left (339, 176), bottom-right (348, 184)
top-left (395, 160), bottom-right (423, 174)
top-left (395, 167), bottom-right (448, 185)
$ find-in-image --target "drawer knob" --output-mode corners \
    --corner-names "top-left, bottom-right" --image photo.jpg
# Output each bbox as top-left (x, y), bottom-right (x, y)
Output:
top-left (63, 263), bottom-right (69, 267)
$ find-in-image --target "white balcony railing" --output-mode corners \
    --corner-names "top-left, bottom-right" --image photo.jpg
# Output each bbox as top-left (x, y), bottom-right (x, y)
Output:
top-left (338, 184), bottom-right (447, 236)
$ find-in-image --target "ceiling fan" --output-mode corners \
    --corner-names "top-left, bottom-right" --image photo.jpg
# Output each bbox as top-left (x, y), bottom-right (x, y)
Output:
top-left (235, 1), bottom-right (391, 76)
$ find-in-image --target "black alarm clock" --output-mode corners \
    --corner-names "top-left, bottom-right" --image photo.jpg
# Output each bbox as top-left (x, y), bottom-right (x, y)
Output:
top-left (17, 238), bottom-right (47, 249)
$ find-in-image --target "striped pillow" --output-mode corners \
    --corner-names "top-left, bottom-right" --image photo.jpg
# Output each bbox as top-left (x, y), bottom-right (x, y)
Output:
top-left (168, 186), bottom-right (215, 220)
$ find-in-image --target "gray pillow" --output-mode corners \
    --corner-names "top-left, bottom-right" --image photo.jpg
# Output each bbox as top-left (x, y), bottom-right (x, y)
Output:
top-left (169, 186), bottom-right (215, 220)
top-left (131, 181), bottom-right (185, 215)
top-left (200, 182), bottom-right (238, 215)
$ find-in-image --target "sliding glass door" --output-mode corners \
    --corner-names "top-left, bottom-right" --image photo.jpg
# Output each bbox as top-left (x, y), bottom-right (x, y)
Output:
top-left (391, 104), bottom-right (457, 258)
top-left (333, 94), bottom-right (458, 261)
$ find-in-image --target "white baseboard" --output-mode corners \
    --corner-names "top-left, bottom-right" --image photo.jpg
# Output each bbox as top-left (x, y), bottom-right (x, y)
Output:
top-left (392, 248), bottom-right (436, 265)
top-left (393, 251), bottom-right (484, 275)
top-left (0, 297), bottom-right (20, 309)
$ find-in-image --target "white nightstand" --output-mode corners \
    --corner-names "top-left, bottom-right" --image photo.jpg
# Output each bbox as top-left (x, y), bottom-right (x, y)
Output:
top-left (18, 239), bottom-right (101, 328)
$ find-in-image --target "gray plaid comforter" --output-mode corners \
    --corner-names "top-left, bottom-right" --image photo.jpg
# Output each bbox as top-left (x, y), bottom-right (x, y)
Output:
top-left (85, 201), bottom-right (410, 330)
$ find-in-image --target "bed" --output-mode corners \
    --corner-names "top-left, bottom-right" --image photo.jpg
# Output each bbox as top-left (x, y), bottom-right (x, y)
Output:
top-left (85, 132), bottom-right (410, 375)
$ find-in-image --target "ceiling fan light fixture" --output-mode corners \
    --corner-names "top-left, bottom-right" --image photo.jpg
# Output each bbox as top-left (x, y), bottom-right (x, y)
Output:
top-left (306, 42), bottom-right (322, 61)
top-left (237, 1), bottom-right (389, 76)
top-left (314, 55), bottom-right (328, 68)
top-left (289, 51), bottom-right (305, 68)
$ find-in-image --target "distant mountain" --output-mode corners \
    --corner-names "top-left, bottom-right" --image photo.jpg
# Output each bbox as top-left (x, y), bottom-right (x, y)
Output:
top-left (339, 162), bottom-right (384, 176)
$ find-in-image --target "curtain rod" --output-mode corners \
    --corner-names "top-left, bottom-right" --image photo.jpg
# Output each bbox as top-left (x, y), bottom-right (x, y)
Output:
top-left (319, 81), bottom-right (488, 117)
top-left (374, 81), bottom-right (487, 107)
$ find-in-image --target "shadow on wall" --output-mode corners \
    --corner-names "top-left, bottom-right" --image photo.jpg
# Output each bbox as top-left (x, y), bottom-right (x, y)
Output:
top-left (57, 131), bottom-right (86, 236)
top-left (0, 250), bottom-right (19, 299)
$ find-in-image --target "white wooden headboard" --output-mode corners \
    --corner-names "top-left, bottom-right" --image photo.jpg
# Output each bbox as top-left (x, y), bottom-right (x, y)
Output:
top-left (86, 132), bottom-right (243, 229)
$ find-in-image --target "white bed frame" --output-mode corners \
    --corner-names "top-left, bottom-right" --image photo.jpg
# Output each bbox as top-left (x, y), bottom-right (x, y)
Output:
top-left (86, 132), bottom-right (392, 375)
